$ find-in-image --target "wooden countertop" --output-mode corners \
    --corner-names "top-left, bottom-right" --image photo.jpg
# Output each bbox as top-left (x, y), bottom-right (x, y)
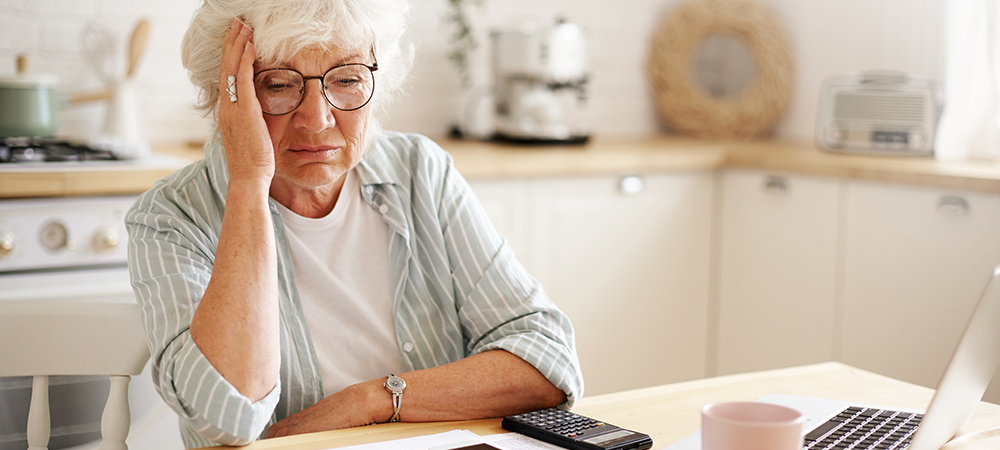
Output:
top-left (725, 140), bottom-right (1000, 194)
top-left (5, 137), bottom-right (1000, 198)
top-left (444, 137), bottom-right (1000, 194)
top-left (443, 136), bottom-right (727, 179)
top-left (0, 142), bottom-right (201, 199)
top-left (199, 362), bottom-right (1000, 450)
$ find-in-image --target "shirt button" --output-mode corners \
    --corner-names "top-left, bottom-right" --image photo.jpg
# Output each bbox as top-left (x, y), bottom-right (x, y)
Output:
top-left (379, 204), bottom-right (389, 215)
top-left (403, 342), bottom-right (414, 352)
top-left (365, 185), bottom-right (374, 195)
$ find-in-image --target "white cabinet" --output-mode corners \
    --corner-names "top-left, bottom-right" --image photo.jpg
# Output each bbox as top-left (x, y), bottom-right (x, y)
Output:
top-left (469, 172), bottom-right (714, 396)
top-left (469, 163), bottom-right (1000, 403)
top-left (716, 173), bottom-right (1000, 403)
top-left (715, 169), bottom-right (842, 375)
top-left (840, 181), bottom-right (1000, 400)
top-left (530, 173), bottom-right (714, 395)
top-left (463, 178), bottom-right (534, 270)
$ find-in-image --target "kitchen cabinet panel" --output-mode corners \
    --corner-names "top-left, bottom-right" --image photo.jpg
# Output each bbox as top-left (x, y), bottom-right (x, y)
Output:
top-left (469, 163), bottom-right (1000, 403)
top-left (470, 173), bottom-right (713, 396)
top-left (841, 180), bottom-right (1000, 401)
top-left (716, 169), bottom-right (842, 376)
top-left (529, 173), bottom-right (714, 395)
top-left (466, 179), bottom-right (534, 271)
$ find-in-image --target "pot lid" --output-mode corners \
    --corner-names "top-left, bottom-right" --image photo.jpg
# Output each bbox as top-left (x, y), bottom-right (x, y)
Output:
top-left (0, 74), bottom-right (59, 88)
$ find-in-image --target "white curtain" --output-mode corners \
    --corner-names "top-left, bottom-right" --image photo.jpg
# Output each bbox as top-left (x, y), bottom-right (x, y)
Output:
top-left (935, 0), bottom-right (1000, 161)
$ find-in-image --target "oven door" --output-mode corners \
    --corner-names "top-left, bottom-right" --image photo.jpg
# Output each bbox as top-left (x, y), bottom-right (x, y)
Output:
top-left (0, 268), bottom-right (183, 450)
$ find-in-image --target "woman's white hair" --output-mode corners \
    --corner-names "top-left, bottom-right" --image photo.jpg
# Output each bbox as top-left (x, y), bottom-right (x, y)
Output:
top-left (181, 0), bottom-right (412, 141)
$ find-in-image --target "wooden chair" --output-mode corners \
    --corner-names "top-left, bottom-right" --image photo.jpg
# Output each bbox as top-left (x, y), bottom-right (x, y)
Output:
top-left (0, 301), bottom-right (149, 450)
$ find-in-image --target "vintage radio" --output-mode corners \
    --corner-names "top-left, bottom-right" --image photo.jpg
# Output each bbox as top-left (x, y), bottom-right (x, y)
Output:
top-left (815, 71), bottom-right (943, 156)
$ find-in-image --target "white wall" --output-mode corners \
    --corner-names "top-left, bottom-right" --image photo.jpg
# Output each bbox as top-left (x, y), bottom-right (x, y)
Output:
top-left (0, 0), bottom-right (944, 145)
top-left (768, 0), bottom-right (945, 142)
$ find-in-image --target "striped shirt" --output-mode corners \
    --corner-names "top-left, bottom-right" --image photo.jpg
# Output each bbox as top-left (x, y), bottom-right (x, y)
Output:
top-left (125, 131), bottom-right (584, 448)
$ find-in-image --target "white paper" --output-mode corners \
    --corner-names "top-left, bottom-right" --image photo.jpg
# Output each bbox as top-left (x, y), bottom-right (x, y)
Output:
top-left (319, 430), bottom-right (569, 450)
top-left (481, 432), bottom-right (568, 450)
top-left (326, 429), bottom-right (483, 450)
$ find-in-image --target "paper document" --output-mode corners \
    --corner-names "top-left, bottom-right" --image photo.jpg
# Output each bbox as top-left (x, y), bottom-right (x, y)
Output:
top-left (321, 429), bottom-right (567, 450)
top-left (327, 429), bottom-right (479, 450)
top-left (481, 432), bottom-right (566, 450)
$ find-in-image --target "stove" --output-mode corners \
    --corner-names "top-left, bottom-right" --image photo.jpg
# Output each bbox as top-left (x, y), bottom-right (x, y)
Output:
top-left (0, 138), bottom-right (118, 164)
top-left (0, 195), bottom-right (184, 450)
top-left (0, 195), bottom-right (134, 274)
top-left (0, 135), bottom-right (161, 166)
top-left (0, 142), bottom-right (186, 448)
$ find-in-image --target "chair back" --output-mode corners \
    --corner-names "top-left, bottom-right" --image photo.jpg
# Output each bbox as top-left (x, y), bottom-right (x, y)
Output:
top-left (0, 301), bottom-right (149, 450)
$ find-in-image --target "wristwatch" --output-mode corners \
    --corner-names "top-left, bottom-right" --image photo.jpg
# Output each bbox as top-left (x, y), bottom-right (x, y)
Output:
top-left (383, 373), bottom-right (406, 422)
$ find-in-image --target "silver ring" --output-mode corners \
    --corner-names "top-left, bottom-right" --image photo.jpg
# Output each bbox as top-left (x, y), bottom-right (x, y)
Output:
top-left (227, 75), bottom-right (237, 102)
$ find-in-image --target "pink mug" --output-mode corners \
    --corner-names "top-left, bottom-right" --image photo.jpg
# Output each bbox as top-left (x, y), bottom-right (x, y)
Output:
top-left (701, 402), bottom-right (805, 450)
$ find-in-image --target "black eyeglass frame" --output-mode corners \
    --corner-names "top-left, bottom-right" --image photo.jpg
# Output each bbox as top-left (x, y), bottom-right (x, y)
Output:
top-left (253, 51), bottom-right (379, 116)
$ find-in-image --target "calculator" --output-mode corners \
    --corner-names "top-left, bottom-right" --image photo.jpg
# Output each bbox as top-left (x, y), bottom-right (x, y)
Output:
top-left (501, 408), bottom-right (653, 450)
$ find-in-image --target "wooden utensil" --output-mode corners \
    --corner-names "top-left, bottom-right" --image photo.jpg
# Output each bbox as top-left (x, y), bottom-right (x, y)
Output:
top-left (126, 19), bottom-right (150, 79)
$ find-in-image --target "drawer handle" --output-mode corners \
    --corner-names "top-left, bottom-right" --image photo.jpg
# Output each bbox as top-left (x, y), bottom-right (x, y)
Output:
top-left (763, 175), bottom-right (788, 194)
top-left (938, 195), bottom-right (970, 215)
top-left (619, 174), bottom-right (645, 195)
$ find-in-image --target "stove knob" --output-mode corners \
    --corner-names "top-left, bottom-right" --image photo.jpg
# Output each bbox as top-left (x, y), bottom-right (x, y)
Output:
top-left (93, 225), bottom-right (121, 252)
top-left (0, 231), bottom-right (14, 257)
top-left (40, 222), bottom-right (70, 251)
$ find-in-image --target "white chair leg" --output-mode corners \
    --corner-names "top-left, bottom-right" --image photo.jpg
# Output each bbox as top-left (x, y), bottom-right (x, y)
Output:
top-left (27, 375), bottom-right (50, 450)
top-left (97, 375), bottom-right (131, 450)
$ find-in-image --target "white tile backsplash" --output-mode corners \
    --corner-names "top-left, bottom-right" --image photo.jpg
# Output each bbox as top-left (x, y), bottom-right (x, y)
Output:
top-left (0, 0), bottom-right (945, 145)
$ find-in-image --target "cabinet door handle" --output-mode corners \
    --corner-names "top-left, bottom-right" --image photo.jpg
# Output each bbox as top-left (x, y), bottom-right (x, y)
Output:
top-left (763, 175), bottom-right (788, 194)
top-left (619, 174), bottom-right (645, 195)
top-left (937, 195), bottom-right (970, 215)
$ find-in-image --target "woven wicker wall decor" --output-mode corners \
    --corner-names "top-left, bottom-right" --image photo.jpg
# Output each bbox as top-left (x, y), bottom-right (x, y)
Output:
top-left (648, 0), bottom-right (794, 138)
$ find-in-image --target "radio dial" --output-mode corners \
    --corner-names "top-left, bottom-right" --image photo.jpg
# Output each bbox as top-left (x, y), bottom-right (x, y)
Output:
top-left (93, 226), bottom-right (121, 252)
top-left (0, 231), bottom-right (14, 257)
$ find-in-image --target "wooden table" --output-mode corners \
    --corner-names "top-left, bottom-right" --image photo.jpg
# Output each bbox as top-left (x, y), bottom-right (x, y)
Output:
top-left (209, 362), bottom-right (1000, 449)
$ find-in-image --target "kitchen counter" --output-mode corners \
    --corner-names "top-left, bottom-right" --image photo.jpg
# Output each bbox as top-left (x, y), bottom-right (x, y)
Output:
top-left (5, 137), bottom-right (1000, 198)
top-left (445, 136), bottom-right (1000, 193)
top-left (443, 136), bottom-right (727, 179)
top-left (724, 140), bottom-right (1000, 194)
top-left (0, 142), bottom-right (201, 198)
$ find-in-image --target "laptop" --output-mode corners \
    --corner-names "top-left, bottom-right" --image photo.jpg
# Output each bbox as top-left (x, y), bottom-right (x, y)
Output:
top-left (666, 264), bottom-right (1000, 450)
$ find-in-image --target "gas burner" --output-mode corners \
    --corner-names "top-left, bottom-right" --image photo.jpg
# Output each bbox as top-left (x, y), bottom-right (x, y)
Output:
top-left (0, 137), bottom-right (118, 164)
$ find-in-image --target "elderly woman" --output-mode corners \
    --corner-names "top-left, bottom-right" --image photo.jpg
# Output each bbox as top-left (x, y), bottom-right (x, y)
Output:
top-left (125, 0), bottom-right (583, 447)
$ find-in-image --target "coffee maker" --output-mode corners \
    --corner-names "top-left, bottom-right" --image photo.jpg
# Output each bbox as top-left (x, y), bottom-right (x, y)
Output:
top-left (491, 18), bottom-right (590, 144)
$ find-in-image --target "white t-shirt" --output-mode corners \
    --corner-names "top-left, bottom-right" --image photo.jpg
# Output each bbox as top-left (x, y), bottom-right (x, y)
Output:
top-left (275, 168), bottom-right (407, 398)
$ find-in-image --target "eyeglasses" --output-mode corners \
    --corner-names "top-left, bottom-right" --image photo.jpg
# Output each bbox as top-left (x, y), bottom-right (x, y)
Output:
top-left (253, 60), bottom-right (378, 115)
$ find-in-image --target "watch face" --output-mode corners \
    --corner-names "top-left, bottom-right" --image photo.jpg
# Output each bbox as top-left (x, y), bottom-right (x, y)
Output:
top-left (386, 375), bottom-right (406, 392)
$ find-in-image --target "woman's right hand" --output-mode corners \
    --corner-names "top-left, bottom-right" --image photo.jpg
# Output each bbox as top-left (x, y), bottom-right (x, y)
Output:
top-left (218, 18), bottom-right (275, 186)
top-left (189, 18), bottom-right (282, 405)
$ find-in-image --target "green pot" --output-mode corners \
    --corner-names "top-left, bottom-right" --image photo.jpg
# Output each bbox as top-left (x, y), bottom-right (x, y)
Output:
top-left (0, 75), bottom-right (64, 138)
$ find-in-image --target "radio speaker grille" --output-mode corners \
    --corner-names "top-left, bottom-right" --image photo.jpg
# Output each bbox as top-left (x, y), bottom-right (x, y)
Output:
top-left (833, 92), bottom-right (927, 124)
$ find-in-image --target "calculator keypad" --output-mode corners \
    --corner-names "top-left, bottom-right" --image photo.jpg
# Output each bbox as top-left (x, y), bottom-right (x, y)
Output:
top-left (507, 408), bottom-right (607, 438)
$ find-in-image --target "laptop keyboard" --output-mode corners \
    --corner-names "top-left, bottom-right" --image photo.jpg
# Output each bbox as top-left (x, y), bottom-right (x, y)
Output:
top-left (803, 406), bottom-right (923, 450)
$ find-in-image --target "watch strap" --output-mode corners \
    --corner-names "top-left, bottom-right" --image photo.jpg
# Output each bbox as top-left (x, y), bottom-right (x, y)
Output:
top-left (384, 373), bottom-right (405, 423)
top-left (389, 391), bottom-right (402, 422)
